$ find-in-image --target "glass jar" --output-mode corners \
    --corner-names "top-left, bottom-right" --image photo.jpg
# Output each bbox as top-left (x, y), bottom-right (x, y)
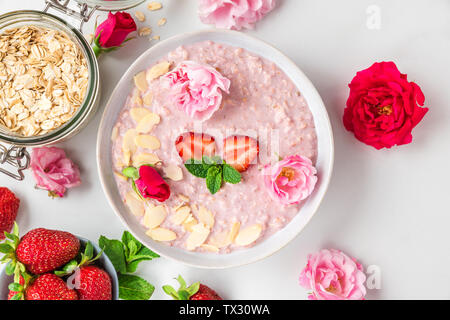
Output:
top-left (0, 0), bottom-right (144, 180)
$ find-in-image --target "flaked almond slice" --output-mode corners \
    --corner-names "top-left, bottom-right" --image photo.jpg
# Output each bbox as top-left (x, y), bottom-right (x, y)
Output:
top-left (111, 126), bottom-right (118, 141)
top-left (147, 1), bottom-right (162, 11)
top-left (114, 171), bottom-right (128, 182)
top-left (171, 205), bottom-right (191, 225)
top-left (178, 194), bottom-right (190, 203)
top-left (122, 129), bottom-right (138, 152)
top-left (130, 108), bottom-right (151, 122)
top-left (136, 113), bottom-right (160, 133)
top-left (125, 191), bottom-right (144, 217)
top-left (201, 244), bottom-right (219, 253)
top-left (133, 95), bottom-right (143, 107)
top-left (143, 205), bottom-right (167, 229)
top-left (147, 61), bottom-right (171, 81)
top-left (198, 206), bottom-right (215, 229)
top-left (164, 164), bottom-right (183, 181)
top-left (208, 231), bottom-right (230, 249)
top-left (146, 227), bottom-right (176, 242)
top-left (186, 223), bottom-right (210, 251)
top-left (135, 135), bottom-right (160, 150)
top-left (234, 224), bottom-right (262, 246)
top-left (133, 153), bottom-right (160, 167)
top-left (183, 215), bottom-right (198, 232)
top-left (143, 92), bottom-right (153, 106)
top-left (134, 71), bottom-right (148, 92)
top-left (123, 150), bottom-right (132, 166)
top-left (135, 11), bottom-right (146, 22)
top-left (227, 222), bottom-right (241, 244)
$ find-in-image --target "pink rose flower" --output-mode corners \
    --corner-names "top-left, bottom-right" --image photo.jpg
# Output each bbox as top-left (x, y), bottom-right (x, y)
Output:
top-left (30, 147), bottom-right (81, 197)
top-left (198, 0), bottom-right (276, 30)
top-left (262, 155), bottom-right (317, 205)
top-left (135, 166), bottom-right (171, 202)
top-left (162, 61), bottom-right (230, 121)
top-left (299, 249), bottom-right (367, 300)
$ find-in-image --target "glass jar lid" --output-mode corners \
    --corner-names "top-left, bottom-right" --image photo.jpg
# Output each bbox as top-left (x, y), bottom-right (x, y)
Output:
top-left (75, 0), bottom-right (146, 11)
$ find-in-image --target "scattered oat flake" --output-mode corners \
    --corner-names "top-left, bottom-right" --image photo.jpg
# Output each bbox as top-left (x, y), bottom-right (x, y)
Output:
top-left (147, 2), bottom-right (162, 11)
top-left (135, 11), bottom-right (146, 22)
top-left (152, 35), bottom-right (160, 41)
top-left (139, 27), bottom-right (152, 37)
top-left (158, 18), bottom-right (167, 26)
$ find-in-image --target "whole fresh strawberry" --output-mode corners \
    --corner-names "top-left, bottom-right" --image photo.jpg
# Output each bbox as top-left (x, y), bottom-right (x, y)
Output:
top-left (25, 273), bottom-right (78, 300)
top-left (76, 266), bottom-right (112, 300)
top-left (0, 187), bottom-right (20, 240)
top-left (16, 228), bottom-right (80, 274)
top-left (163, 275), bottom-right (222, 300)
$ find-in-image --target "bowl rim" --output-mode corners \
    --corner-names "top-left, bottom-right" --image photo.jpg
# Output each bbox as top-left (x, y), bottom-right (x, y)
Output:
top-left (97, 29), bottom-right (334, 269)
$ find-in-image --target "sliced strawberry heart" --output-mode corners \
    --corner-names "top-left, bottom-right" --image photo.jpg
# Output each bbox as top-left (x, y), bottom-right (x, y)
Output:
top-left (223, 135), bottom-right (259, 172)
top-left (175, 132), bottom-right (216, 162)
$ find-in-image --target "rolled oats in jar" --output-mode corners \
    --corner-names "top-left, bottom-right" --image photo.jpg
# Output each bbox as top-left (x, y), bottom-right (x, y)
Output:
top-left (0, 25), bottom-right (89, 137)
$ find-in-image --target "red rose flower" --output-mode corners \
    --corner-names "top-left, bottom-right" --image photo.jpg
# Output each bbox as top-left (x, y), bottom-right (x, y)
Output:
top-left (343, 61), bottom-right (428, 149)
top-left (93, 11), bottom-right (136, 57)
top-left (134, 166), bottom-right (171, 202)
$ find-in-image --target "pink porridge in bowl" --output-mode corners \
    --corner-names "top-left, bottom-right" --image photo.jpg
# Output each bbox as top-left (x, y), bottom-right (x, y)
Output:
top-left (111, 41), bottom-right (318, 254)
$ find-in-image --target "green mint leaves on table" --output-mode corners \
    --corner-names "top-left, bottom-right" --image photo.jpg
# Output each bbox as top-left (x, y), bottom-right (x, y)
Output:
top-left (184, 156), bottom-right (241, 194)
top-left (99, 231), bottom-right (159, 300)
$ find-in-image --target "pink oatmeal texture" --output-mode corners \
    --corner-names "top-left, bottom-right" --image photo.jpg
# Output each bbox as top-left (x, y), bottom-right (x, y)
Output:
top-left (112, 41), bottom-right (318, 254)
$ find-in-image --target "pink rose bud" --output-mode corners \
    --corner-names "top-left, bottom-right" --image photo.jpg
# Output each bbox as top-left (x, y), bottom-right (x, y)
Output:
top-left (134, 165), bottom-right (171, 202)
top-left (30, 147), bottom-right (81, 198)
top-left (93, 11), bottom-right (137, 57)
top-left (299, 249), bottom-right (367, 300)
top-left (198, 0), bottom-right (277, 30)
top-left (262, 155), bottom-right (317, 205)
top-left (161, 61), bottom-right (231, 122)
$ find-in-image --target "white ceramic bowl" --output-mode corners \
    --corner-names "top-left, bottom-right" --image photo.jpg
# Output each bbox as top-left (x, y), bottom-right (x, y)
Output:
top-left (97, 30), bottom-right (334, 269)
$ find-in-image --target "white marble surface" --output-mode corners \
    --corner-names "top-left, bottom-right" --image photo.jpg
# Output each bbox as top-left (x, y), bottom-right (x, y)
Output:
top-left (1, 0), bottom-right (449, 299)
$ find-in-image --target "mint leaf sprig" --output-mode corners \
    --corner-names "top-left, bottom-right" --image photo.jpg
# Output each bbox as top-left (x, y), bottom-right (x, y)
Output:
top-left (184, 156), bottom-right (241, 194)
top-left (98, 231), bottom-right (159, 300)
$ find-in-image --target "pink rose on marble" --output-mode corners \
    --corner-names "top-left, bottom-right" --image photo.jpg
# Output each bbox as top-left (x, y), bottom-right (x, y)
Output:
top-left (262, 155), bottom-right (317, 205)
top-left (198, 0), bottom-right (276, 30)
top-left (162, 61), bottom-right (230, 121)
top-left (30, 147), bottom-right (81, 197)
top-left (299, 249), bottom-right (367, 300)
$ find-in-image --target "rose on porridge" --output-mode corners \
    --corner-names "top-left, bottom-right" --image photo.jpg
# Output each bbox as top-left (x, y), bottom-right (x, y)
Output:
top-left (112, 41), bottom-right (318, 254)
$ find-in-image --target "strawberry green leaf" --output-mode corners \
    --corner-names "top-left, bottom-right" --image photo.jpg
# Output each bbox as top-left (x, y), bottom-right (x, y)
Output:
top-left (162, 285), bottom-right (180, 300)
top-left (8, 283), bottom-right (22, 292)
top-left (5, 261), bottom-right (15, 276)
top-left (186, 282), bottom-right (200, 297)
top-left (118, 274), bottom-right (154, 300)
top-left (0, 243), bottom-right (14, 254)
top-left (10, 293), bottom-right (23, 300)
top-left (163, 275), bottom-right (200, 300)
